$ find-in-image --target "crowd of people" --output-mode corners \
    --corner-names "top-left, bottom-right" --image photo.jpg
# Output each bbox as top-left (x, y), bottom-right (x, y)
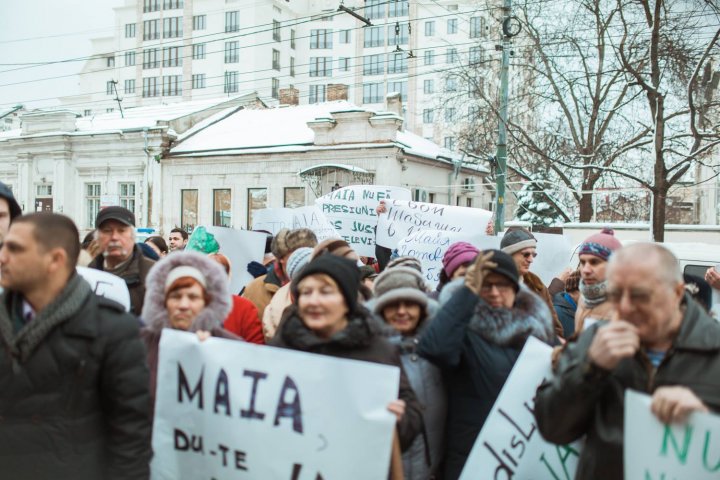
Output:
top-left (0, 180), bottom-right (718, 479)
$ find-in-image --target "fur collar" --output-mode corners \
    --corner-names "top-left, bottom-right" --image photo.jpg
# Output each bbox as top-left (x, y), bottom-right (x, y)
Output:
top-left (278, 305), bottom-right (379, 351)
top-left (141, 251), bottom-right (231, 332)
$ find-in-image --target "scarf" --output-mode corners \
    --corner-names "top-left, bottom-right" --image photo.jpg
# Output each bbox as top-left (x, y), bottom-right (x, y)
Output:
top-left (579, 279), bottom-right (608, 308)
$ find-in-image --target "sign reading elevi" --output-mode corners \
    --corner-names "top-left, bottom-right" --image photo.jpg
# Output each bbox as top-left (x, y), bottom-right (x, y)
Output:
top-left (625, 390), bottom-right (720, 479)
top-left (151, 330), bottom-right (400, 479)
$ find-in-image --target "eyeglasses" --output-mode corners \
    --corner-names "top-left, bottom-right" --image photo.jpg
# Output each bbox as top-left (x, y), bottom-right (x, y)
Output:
top-left (521, 251), bottom-right (538, 259)
top-left (607, 288), bottom-right (653, 305)
top-left (481, 281), bottom-right (514, 293)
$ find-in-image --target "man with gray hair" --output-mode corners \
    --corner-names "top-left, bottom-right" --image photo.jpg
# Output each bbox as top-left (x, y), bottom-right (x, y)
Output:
top-left (534, 243), bottom-right (720, 480)
top-left (88, 206), bottom-right (155, 316)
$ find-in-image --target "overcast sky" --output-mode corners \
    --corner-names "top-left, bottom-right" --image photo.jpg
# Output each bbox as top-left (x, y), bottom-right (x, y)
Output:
top-left (0, 0), bottom-right (123, 109)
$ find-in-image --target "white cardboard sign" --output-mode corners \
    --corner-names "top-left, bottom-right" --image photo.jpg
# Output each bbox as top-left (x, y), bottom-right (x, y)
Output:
top-left (76, 266), bottom-right (131, 312)
top-left (200, 227), bottom-right (266, 294)
top-left (252, 206), bottom-right (339, 242)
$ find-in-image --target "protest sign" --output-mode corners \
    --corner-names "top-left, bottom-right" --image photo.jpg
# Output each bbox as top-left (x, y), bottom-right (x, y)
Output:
top-left (529, 233), bottom-right (574, 285)
top-left (459, 337), bottom-right (581, 480)
top-left (151, 329), bottom-right (400, 480)
top-left (315, 185), bottom-right (411, 257)
top-left (194, 227), bottom-right (266, 294)
top-left (625, 390), bottom-right (720, 480)
top-left (376, 200), bottom-right (492, 250)
top-left (252, 206), bottom-right (339, 242)
top-left (394, 230), bottom-right (500, 289)
top-left (76, 266), bottom-right (130, 312)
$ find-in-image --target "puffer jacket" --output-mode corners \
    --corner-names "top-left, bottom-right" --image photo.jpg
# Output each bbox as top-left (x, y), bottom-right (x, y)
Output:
top-left (535, 293), bottom-right (720, 480)
top-left (271, 305), bottom-right (424, 452)
top-left (418, 279), bottom-right (555, 480)
top-left (0, 274), bottom-right (152, 479)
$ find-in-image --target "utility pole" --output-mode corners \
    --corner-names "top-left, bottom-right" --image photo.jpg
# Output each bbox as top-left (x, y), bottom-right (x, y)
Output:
top-left (111, 80), bottom-right (124, 118)
top-left (494, 0), bottom-right (520, 233)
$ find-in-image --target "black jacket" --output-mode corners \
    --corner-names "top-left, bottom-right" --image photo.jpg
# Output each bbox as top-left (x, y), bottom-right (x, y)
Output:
top-left (271, 305), bottom-right (424, 451)
top-left (0, 274), bottom-right (152, 479)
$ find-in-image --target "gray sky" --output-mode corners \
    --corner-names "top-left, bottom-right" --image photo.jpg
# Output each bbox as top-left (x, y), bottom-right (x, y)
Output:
top-left (0, 0), bottom-right (123, 109)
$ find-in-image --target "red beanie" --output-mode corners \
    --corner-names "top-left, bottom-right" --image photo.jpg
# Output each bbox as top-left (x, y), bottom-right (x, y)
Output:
top-left (442, 242), bottom-right (479, 278)
top-left (578, 228), bottom-right (622, 261)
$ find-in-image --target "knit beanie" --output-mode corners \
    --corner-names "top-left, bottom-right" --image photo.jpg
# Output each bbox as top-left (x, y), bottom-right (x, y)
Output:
top-left (483, 249), bottom-right (520, 292)
top-left (386, 256), bottom-right (423, 273)
top-left (311, 238), bottom-right (358, 260)
top-left (291, 254), bottom-right (360, 313)
top-left (578, 228), bottom-right (622, 262)
top-left (374, 266), bottom-right (427, 297)
top-left (500, 227), bottom-right (537, 255)
top-left (286, 247), bottom-right (313, 280)
top-left (373, 287), bottom-right (429, 316)
top-left (271, 228), bottom-right (318, 259)
top-left (442, 242), bottom-right (479, 278)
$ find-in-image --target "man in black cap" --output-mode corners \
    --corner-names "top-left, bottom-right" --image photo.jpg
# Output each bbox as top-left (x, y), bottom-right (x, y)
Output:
top-left (0, 181), bottom-right (21, 241)
top-left (88, 206), bottom-right (155, 316)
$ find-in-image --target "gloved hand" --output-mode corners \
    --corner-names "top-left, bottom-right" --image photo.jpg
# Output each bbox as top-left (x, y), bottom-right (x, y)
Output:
top-left (247, 261), bottom-right (268, 278)
top-left (464, 251), bottom-right (497, 296)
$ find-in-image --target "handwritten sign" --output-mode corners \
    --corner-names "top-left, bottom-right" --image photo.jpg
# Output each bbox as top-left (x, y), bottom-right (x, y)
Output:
top-left (376, 200), bottom-right (492, 250)
top-left (201, 227), bottom-right (267, 294)
top-left (529, 233), bottom-right (574, 285)
top-left (315, 186), bottom-right (411, 257)
top-left (151, 329), bottom-right (400, 480)
top-left (252, 206), bottom-right (339, 242)
top-left (459, 337), bottom-right (580, 480)
top-left (625, 390), bottom-right (720, 480)
top-left (76, 266), bottom-right (131, 312)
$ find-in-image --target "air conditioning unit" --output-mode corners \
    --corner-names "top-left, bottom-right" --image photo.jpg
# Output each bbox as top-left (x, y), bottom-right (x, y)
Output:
top-left (413, 188), bottom-right (429, 202)
top-left (462, 177), bottom-right (476, 192)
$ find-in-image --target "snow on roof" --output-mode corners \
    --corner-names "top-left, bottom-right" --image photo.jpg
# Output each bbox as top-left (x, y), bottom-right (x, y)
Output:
top-left (298, 163), bottom-right (370, 175)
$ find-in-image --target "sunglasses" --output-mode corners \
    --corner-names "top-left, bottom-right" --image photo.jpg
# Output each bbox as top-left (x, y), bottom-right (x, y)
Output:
top-left (521, 251), bottom-right (538, 259)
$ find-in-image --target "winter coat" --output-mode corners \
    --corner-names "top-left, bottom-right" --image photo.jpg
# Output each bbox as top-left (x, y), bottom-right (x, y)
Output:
top-left (552, 291), bottom-right (577, 338)
top-left (262, 282), bottom-right (291, 341)
top-left (89, 243), bottom-right (156, 316)
top-left (241, 264), bottom-right (283, 323)
top-left (224, 295), bottom-right (265, 344)
top-left (418, 280), bottom-right (554, 480)
top-left (271, 306), bottom-right (424, 452)
top-left (140, 251), bottom-right (240, 407)
top-left (523, 271), bottom-right (564, 338)
top-left (0, 274), bottom-right (152, 479)
top-left (574, 296), bottom-right (615, 333)
top-left (386, 321), bottom-right (447, 480)
top-left (535, 294), bottom-right (720, 480)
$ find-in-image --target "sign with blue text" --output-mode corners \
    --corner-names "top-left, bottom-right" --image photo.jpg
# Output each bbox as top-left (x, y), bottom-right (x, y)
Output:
top-left (151, 330), bottom-right (400, 480)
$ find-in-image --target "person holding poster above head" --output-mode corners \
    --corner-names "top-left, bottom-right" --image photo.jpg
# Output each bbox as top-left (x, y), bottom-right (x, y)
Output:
top-left (535, 243), bottom-right (720, 480)
top-left (270, 254), bottom-right (423, 455)
top-left (418, 249), bottom-right (555, 480)
top-left (140, 251), bottom-right (242, 410)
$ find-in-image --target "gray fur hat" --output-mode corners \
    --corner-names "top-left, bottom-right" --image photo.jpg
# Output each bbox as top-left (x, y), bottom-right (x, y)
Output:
top-left (271, 228), bottom-right (318, 259)
top-left (386, 256), bottom-right (423, 273)
top-left (500, 227), bottom-right (537, 255)
top-left (373, 266), bottom-right (427, 297)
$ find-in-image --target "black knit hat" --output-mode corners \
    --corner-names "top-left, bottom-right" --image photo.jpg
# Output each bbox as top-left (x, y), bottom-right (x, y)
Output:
top-left (484, 249), bottom-right (520, 292)
top-left (291, 253), bottom-right (361, 313)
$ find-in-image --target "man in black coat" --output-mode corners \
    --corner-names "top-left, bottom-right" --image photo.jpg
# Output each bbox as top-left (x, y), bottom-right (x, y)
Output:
top-left (0, 212), bottom-right (152, 479)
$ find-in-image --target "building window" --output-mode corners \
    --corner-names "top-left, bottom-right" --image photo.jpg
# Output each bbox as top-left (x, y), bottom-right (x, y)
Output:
top-left (469, 46), bottom-right (483, 65)
top-left (366, 0), bottom-right (385, 20)
top-left (447, 18), bottom-right (458, 34)
top-left (291, 29), bottom-right (296, 49)
top-left (163, 0), bottom-right (183, 9)
top-left (272, 49), bottom-right (280, 70)
top-left (445, 107), bottom-right (456, 122)
top-left (225, 11), bottom-right (239, 33)
top-left (388, 80), bottom-right (407, 101)
top-left (106, 81), bottom-right (115, 95)
top-left (468, 105), bottom-right (480, 119)
top-left (363, 55), bottom-right (383, 75)
top-left (444, 136), bottom-right (456, 150)
top-left (162, 46), bottom-right (182, 67)
top-left (143, 0), bottom-right (160, 13)
top-left (106, 56), bottom-right (115, 68)
top-left (290, 57), bottom-right (295, 76)
top-left (284, 187), bottom-right (304, 208)
top-left (424, 50), bottom-right (434, 66)
top-left (362, 82), bottom-right (383, 103)
top-left (181, 189), bottom-right (198, 232)
top-left (163, 17), bottom-right (183, 38)
top-left (125, 23), bottom-right (136, 38)
top-left (162, 75), bottom-right (182, 96)
top-left (273, 20), bottom-right (281, 41)
top-left (225, 41), bottom-right (239, 63)
top-left (363, 26), bottom-right (384, 48)
top-left (423, 79), bottom-right (434, 94)
top-left (445, 77), bottom-right (458, 92)
top-left (339, 57), bottom-right (350, 71)
top-left (143, 19), bottom-right (159, 40)
top-left (271, 78), bottom-right (280, 99)
top-left (84, 109), bottom-right (92, 116)
top-left (339, 29), bottom-right (351, 43)
top-left (124, 79), bottom-right (136, 94)
top-left (106, 108), bottom-right (114, 113)
top-left (119, 183), bottom-right (136, 214)
top-left (424, 21), bottom-right (435, 36)
top-left (446, 47), bottom-right (458, 63)
top-left (470, 17), bottom-right (482, 38)
top-left (389, 0), bottom-right (408, 17)
top-left (310, 57), bottom-right (332, 77)
top-left (143, 48), bottom-right (159, 69)
top-left (224, 71), bottom-right (238, 93)
top-left (142, 77), bottom-right (159, 97)
top-left (192, 43), bottom-right (206, 60)
top-left (193, 15), bottom-right (206, 30)
top-left (247, 188), bottom-right (267, 229)
top-left (310, 29), bottom-right (332, 49)
top-left (309, 85), bottom-right (326, 103)
top-left (423, 109), bottom-right (433, 124)
top-left (213, 189), bottom-right (231, 227)
top-left (387, 52), bottom-right (407, 73)
top-left (125, 51), bottom-right (136, 67)
top-left (388, 23), bottom-right (409, 45)
top-left (192, 73), bottom-right (206, 89)
top-left (86, 183), bottom-right (101, 228)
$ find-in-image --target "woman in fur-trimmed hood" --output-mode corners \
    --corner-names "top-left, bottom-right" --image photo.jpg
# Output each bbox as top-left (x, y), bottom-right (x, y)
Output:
top-left (418, 249), bottom-right (555, 480)
top-left (140, 251), bottom-right (241, 409)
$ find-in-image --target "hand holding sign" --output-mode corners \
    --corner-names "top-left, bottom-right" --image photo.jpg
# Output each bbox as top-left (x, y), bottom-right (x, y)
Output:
top-left (651, 386), bottom-right (709, 424)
